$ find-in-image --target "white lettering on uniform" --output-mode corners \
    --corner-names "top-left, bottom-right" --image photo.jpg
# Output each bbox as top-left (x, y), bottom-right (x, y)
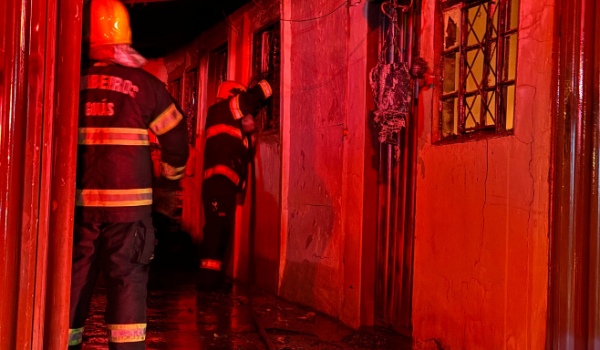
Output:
top-left (79, 74), bottom-right (140, 98)
top-left (85, 99), bottom-right (115, 117)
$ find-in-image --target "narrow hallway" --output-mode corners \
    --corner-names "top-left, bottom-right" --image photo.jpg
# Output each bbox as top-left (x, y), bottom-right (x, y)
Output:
top-left (81, 270), bottom-right (412, 350)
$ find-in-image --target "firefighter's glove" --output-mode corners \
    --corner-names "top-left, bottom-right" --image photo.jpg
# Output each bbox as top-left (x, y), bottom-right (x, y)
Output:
top-left (153, 176), bottom-right (182, 218)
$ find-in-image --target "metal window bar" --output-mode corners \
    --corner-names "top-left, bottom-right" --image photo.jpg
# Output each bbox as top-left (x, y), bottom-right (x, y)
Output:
top-left (440, 5), bottom-right (461, 138)
top-left (480, 2), bottom-right (496, 128)
top-left (457, 2), bottom-right (467, 134)
top-left (495, 0), bottom-right (508, 132)
top-left (461, 2), bottom-right (494, 132)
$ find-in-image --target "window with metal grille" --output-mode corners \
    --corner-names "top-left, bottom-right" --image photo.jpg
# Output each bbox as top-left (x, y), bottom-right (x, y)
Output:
top-left (253, 22), bottom-right (281, 133)
top-left (440, 0), bottom-right (519, 141)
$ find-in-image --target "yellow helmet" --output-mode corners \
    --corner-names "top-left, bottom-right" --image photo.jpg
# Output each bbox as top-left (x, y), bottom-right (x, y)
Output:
top-left (216, 81), bottom-right (247, 101)
top-left (84, 0), bottom-right (132, 48)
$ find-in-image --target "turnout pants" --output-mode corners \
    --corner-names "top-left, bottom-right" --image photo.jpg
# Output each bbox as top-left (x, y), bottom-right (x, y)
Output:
top-left (69, 217), bottom-right (156, 350)
top-left (198, 189), bottom-right (237, 287)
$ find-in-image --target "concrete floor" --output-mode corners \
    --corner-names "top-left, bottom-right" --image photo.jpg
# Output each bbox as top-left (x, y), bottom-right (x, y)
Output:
top-left (81, 267), bottom-right (412, 350)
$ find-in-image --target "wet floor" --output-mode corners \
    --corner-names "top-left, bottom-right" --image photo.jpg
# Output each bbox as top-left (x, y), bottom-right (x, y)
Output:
top-left (82, 268), bottom-right (412, 350)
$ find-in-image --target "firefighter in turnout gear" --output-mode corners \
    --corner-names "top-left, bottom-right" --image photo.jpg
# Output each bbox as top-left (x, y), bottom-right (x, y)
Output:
top-left (69, 0), bottom-right (189, 348)
top-left (198, 79), bottom-right (273, 290)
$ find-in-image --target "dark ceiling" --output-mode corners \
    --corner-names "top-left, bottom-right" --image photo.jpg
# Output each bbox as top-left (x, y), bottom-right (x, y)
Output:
top-left (126, 0), bottom-right (252, 58)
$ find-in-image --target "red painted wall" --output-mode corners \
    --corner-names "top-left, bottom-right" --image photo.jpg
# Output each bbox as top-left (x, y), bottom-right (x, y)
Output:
top-left (411, 0), bottom-right (556, 348)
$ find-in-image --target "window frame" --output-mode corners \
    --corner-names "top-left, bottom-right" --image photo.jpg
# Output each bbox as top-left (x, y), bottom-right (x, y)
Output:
top-left (206, 43), bottom-right (229, 109)
top-left (252, 21), bottom-right (281, 134)
top-left (438, 0), bottom-right (519, 143)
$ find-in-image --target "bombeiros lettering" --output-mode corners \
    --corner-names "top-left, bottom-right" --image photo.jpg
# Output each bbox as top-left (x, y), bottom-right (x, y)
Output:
top-left (80, 74), bottom-right (139, 98)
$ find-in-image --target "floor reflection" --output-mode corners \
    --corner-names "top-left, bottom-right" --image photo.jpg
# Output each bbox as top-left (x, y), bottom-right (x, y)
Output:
top-left (82, 269), bottom-right (411, 350)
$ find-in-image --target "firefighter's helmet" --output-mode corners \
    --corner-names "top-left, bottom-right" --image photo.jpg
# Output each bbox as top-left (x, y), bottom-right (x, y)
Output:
top-left (84, 0), bottom-right (132, 48)
top-left (216, 81), bottom-right (247, 101)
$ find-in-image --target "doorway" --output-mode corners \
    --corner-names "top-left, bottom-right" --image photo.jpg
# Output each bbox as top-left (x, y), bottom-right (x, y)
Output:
top-left (246, 21), bottom-right (282, 294)
top-left (206, 44), bottom-right (229, 109)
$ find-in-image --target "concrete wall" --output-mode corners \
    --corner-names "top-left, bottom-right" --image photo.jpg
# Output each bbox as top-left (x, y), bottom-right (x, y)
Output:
top-left (411, 0), bottom-right (556, 348)
top-left (278, 0), bottom-right (371, 327)
top-left (279, 0), bottom-right (348, 320)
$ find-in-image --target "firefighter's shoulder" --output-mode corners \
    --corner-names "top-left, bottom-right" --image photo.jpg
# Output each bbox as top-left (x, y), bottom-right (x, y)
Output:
top-left (207, 99), bottom-right (232, 116)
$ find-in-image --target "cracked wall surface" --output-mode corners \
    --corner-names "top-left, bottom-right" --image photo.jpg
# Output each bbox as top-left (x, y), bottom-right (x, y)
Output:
top-left (412, 0), bottom-right (555, 348)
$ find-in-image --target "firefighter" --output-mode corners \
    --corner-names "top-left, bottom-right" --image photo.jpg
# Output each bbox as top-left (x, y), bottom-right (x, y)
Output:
top-left (198, 79), bottom-right (272, 290)
top-left (69, 0), bottom-right (189, 349)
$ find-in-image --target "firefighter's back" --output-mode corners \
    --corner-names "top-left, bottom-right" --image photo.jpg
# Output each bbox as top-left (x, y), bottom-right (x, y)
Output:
top-left (76, 65), bottom-right (176, 223)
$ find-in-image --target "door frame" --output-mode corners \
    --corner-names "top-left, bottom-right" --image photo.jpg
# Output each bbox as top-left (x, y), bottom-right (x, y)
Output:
top-left (548, 0), bottom-right (600, 347)
top-left (0, 0), bottom-right (83, 347)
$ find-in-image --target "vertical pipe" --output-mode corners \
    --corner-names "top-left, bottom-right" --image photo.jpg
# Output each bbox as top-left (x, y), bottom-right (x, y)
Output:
top-left (406, 9), bottom-right (414, 67)
top-left (496, 0), bottom-right (508, 129)
top-left (43, 0), bottom-right (83, 348)
top-left (399, 0), bottom-right (421, 329)
top-left (391, 2), bottom-right (415, 331)
top-left (398, 12), bottom-right (406, 63)
top-left (550, 0), bottom-right (598, 347)
top-left (380, 8), bottom-right (396, 325)
top-left (388, 7), bottom-right (405, 326)
top-left (382, 144), bottom-right (392, 324)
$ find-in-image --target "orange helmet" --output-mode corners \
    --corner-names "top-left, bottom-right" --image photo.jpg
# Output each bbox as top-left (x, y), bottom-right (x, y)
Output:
top-left (84, 0), bottom-right (132, 48)
top-left (216, 81), bottom-right (247, 101)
